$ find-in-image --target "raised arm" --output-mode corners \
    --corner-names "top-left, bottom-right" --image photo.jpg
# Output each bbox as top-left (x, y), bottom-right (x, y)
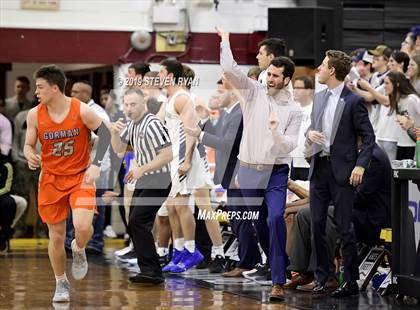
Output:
top-left (357, 79), bottom-right (389, 106)
top-left (23, 108), bottom-right (41, 170)
top-left (217, 27), bottom-right (257, 104)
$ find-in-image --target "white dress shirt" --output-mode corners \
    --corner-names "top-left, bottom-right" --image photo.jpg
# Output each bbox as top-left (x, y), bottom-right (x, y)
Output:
top-left (221, 41), bottom-right (302, 165)
top-left (321, 83), bottom-right (345, 155)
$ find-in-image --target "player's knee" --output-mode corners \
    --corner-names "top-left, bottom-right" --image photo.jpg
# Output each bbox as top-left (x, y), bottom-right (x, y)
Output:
top-left (48, 232), bottom-right (65, 248)
top-left (73, 221), bottom-right (92, 236)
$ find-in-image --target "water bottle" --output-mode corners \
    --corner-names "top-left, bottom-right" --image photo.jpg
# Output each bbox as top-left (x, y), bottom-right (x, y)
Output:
top-left (416, 136), bottom-right (420, 168)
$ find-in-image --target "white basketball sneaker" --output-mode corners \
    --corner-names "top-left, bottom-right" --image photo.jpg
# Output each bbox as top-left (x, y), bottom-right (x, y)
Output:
top-left (52, 279), bottom-right (70, 302)
top-left (71, 239), bottom-right (88, 280)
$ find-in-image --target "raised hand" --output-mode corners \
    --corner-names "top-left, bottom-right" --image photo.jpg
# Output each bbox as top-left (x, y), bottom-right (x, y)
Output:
top-left (215, 26), bottom-right (229, 41)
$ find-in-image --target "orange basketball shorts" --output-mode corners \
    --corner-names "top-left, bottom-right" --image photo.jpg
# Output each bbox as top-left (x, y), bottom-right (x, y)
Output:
top-left (38, 172), bottom-right (96, 224)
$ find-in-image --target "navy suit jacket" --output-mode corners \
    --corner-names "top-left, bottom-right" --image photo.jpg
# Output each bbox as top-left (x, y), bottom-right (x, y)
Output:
top-left (353, 144), bottom-right (391, 227)
top-left (308, 86), bottom-right (375, 185)
top-left (202, 103), bottom-right (243, 189)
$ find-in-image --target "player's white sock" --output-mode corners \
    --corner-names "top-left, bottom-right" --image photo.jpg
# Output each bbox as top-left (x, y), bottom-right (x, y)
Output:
top-left (55, 273), bottom-right (68, 283)
top-left (174, 238), bottom-right (185, 251)
top-left (212, 245), bottom-right (224, 258)
top-left (184, 240), bottom-right (196, 253)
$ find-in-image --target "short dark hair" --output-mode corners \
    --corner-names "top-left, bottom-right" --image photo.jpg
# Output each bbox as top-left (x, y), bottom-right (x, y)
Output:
top-left (77, 80), bottom-right (92, 87)
top-left (144, 71), bottom-right (159, 78)
top-left (146, 97), bottom-right (162, 115)
top-left (270, 56), bottom-right (295, 79)
top-left (16, 76), bottom-right (30, 86)
top-left (258, 38), bottom-right (286, 57)
top-left (34, 65), bottom-right (66, 92)
top-left (182, 65), bottom-right (195, 90)
top-left (326, 50), bottom-right (352, 81)
top-left (294, 76), bottom-right (314, 89)
top-left (391, 50), bottom-right (410, 73)
top-left (160, 58), bottom-right (184, 84)
top-left (129, 62), bottom-right (151, 77)
top-left (124, 88), bottom-right (145, 100)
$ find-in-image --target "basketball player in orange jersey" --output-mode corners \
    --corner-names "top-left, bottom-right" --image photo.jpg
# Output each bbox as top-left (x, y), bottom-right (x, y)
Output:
top-left (24, 65), bottom-right (112, 303)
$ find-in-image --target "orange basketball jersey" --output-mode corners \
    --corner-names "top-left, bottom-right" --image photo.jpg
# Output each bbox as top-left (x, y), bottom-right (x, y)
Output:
top-left (37, 98), bottom-right (91, 175)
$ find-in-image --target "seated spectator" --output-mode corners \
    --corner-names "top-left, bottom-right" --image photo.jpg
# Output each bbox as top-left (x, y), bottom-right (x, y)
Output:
top-left (0, 99), bottom-right (12, 159)
top-left (0, 155), bottom-right (27, 254)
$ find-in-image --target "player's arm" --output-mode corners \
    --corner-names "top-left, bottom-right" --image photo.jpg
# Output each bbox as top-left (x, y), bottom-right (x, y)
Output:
top-left (80, 103), bottom-right (112, 167)
top-left (23, 108), bottom-right (41, 170)
top-left (176, 95), bottom-right (198, 164)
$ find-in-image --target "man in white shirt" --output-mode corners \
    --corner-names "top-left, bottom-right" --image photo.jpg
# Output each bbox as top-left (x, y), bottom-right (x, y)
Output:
top-left (291, 76), bottom-right (314, 181)
top-left (218, 27), bottom-right (302, 302)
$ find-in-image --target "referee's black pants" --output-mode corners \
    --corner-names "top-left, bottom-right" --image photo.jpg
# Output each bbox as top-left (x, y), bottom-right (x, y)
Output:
top-left (128, 174), bottom-right (171, 276)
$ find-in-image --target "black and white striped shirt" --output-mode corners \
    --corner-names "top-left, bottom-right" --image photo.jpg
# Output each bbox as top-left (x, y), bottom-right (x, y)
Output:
top-left (121, 113), bottom-right (171, 175)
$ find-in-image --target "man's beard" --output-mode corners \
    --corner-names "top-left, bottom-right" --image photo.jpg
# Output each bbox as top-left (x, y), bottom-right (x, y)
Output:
top-left (267, 81), bottom-right (284, 96)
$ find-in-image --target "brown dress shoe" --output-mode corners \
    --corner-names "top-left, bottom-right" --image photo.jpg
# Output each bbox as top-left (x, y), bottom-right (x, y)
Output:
top-left (326, 277), bottom-right (339, 289)
top-left (269, 284), bottom-right (285, 302)
top-left (297, 277), bottom-right (339, 292)
top-left (284, 275), bottom-right (314, 289)
top-left (297, 280), bottom-right (316, 292)
top-left (222, 267), bottom-right (250, 278)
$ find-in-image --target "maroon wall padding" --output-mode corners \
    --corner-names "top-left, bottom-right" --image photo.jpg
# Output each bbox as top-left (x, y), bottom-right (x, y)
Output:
top-left (0, 28), bottom-right (266, 65)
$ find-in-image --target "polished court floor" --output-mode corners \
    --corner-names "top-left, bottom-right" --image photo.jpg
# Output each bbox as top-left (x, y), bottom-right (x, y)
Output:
top-left (0, 240), bottom-right (413, 309)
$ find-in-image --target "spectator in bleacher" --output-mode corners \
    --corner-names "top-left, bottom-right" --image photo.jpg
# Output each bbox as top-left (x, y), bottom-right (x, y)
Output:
top-left (385, 71), bottom-right (420, 159)
top-left (401, 32), bottom-right (415, 56)
top-left (410, 25), bottom-right (420, 55)
top-left (352, 50), bottom-right (374, 82)
top-left (4, 76), bottom-right (32, 121)
top-left (407, 54), bottom-right (420, 93)
top-left (99, 86), bottom-right (111, 109)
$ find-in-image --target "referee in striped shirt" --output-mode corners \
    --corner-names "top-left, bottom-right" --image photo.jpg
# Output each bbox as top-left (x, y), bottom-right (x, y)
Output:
top-left (111, 88), bottom-right (172, 284)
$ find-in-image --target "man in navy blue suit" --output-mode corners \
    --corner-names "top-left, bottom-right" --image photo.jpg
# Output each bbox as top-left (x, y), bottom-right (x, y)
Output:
top-left (306, 50), bottom-right (375, 297)
top-left (185, 78), bottom-right (261, 277)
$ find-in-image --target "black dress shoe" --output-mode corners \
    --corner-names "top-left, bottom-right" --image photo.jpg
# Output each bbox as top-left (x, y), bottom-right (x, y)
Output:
top-left (129, 273), bottom-right (164, 284)
top-left (312, 282), bottom-right (328, 294)
top-left (209, 255), bottom-right (226, 273)
top-left (331, 281), bottom-right (359, 298)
